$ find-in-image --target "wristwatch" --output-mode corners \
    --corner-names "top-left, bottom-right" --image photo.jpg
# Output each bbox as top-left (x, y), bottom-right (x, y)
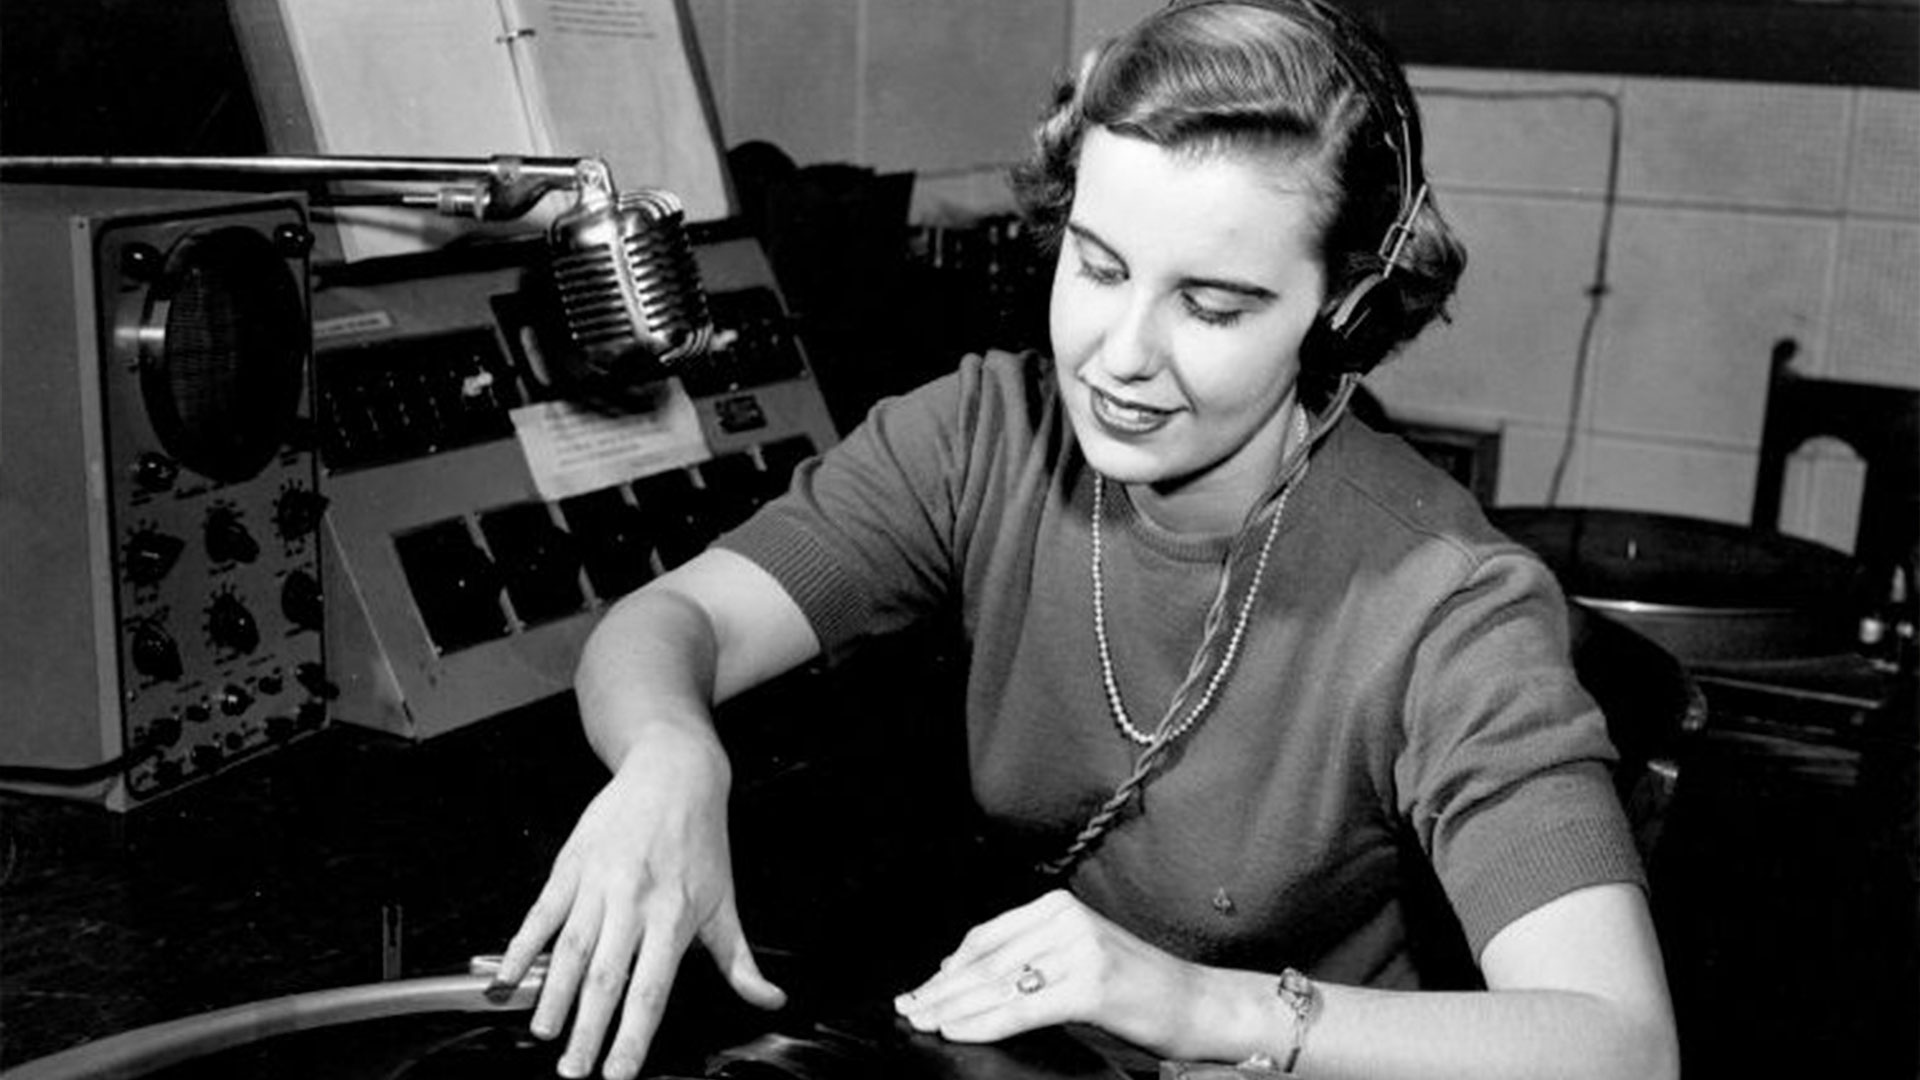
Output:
top-left (1236, 968), bottom-right (1317, 1074)
top-left (1161, 967), bottom-right (1320, 1079)
top-left (1272, 967), bottom-right (1319, 1072)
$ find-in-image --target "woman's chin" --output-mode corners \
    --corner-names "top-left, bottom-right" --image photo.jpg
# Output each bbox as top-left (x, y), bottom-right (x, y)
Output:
top-left (1078, 439), bottom-right (1174, 486)
top-left (1087, 452), bottom-right (1227, 502)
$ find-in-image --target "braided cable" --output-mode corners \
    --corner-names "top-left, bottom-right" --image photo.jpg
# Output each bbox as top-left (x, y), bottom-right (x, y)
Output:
top-left (1040, 377), bottom-right (1359, 879)
top-left (1043, 440), bottom-right (1301, 878)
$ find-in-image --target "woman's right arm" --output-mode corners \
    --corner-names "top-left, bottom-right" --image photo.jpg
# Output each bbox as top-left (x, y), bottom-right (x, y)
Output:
top-left (492, 547), bottom-right (822, 1080)
top-left (577, 546), bottom-right (823, 766)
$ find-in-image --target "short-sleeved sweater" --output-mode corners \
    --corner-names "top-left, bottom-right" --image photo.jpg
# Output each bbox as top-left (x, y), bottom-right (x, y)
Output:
top-left (718, 349), bottom-right (1643, 988)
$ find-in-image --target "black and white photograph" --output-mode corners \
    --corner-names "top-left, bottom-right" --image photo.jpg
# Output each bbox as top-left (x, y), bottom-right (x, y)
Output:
top-left (2, 1), bottom-right (1915, 1077)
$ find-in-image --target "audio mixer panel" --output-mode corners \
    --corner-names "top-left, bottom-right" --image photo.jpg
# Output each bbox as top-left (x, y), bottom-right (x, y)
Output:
top-left (313, 232), bottom-right (839, 739)
top-left (110, 451), bottom-right (330, 800)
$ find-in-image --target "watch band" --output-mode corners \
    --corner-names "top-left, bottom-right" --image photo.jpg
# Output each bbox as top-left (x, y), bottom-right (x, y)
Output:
top-left (1163, 967), bottom-right (1320, 1079)
top-left (1272, 967), bottom-right (1318, 1073)
top-left (1161, 1063), bottom-right (1284, 1078)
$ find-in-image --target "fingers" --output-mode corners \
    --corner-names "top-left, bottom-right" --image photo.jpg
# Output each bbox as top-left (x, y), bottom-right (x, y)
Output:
top-left (530, 899), bottom-right (600, 1047)
top-left (896, 891), bottom-right (1083, 1042)
top-left (600, 917), bottom-right (683, 1080)
top-left (520, 887), bottom-right (766, 1079)
top-left (489, 753), bottom-right (749, 1078)
top-left (555, 899), bottom-right (645, 1079)
top-left (701, 896), bottom-right (788, 1010)
top-left (898, 941), bottom-right (1073, 1042)
top-left (938, 889), bottom-right (1071, 971)
top-left (494, 866), bottom-right (580, 992)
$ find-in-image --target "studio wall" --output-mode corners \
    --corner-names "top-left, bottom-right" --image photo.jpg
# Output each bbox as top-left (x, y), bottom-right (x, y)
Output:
top-left (684, 0), bottom-right (1920, 553)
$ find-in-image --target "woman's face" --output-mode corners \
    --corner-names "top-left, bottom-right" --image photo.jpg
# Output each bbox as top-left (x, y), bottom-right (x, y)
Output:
top-left (1051, 127), bottom-right (1328, 526)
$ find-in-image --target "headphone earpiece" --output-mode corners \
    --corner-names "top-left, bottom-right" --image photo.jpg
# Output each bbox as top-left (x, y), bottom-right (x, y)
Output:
top-left (1300, 271), bottom-right (1393, 375)
top-left (1327, 271), bottom-right (1385, 338)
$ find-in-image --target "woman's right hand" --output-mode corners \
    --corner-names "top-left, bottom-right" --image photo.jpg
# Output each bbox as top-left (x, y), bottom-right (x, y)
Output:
top-left (491, 726), bottom-right (787, 1080)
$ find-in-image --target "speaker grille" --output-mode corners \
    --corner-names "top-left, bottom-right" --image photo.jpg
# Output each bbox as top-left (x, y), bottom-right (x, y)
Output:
top-left (138, 226), bottom-right (306, 482)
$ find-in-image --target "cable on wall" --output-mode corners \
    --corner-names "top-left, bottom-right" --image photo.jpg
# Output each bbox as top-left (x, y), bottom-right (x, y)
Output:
top-left (1412, 86), bottom-right (1624, 506)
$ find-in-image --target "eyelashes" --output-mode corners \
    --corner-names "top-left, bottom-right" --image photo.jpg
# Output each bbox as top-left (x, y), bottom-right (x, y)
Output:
top-left (1072, 258), bottom-right (1248, 328)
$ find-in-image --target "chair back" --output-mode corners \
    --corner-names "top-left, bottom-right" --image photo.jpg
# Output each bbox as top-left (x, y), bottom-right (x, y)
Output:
top-left (1752, 342), bottom-right (1919, 594)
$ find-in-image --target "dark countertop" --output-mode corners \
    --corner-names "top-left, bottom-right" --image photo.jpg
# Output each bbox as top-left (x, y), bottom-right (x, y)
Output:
top-left (0, 639), bottom-right (1026, 1076)
top-left (3, 650), bottom-right (1916, 1077)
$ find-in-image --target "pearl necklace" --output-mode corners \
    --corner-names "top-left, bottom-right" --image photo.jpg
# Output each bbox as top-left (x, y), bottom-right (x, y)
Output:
top-left (1089, 410), bottom-right (1308, 748)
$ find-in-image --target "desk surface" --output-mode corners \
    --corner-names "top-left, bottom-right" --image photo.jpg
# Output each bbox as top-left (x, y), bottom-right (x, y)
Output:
top-left (4, 646), bottom-right (1916, 1076)
top-left (0, 643), bottom-right (1019, 1076)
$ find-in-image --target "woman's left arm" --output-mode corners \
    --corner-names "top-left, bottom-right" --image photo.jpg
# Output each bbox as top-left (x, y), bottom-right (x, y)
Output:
top-left (896, 883), bottom-right (1678, 1080)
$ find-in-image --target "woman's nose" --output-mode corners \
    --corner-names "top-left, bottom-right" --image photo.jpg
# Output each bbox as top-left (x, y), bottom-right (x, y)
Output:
top-left (1095, 295), bottom-right (1165, 382)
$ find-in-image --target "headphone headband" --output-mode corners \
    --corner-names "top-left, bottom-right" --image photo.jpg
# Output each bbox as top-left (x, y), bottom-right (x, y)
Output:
top-left (1160, 0), bottom-right (1426, 277)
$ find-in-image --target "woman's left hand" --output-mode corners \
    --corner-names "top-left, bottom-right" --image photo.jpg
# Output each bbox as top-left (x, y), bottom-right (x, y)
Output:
top-left (893, 889), bottom-right (1200, 1052)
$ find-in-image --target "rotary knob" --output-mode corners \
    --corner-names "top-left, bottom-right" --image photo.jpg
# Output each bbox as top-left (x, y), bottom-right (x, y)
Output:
top-left (120, 241), bottom-right (163, 281)
top-left (123, 527), bottom-right (185, 587)
top-left (280, 569), bottom-right (323, 631)
top-left (141, 712), bottom-right (183, 749)
top-left (128, 620), bottom-right (183, 682)
top-left (132, 452), bottom-right (180, 494)
top-left (203, 505), bottom-right (260, 564)
top-left (273, 484), bottom-right (327, 541)
top-left (219, 682), bottom-right (254, 716)
top-left (204, 591), bottom-right (260, 656)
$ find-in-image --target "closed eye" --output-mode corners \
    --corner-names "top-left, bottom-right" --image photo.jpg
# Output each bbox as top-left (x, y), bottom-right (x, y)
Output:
top-left (1178, 276), bottom-right (1273, 329)
top-left (1065, 220), bottom-right (1268, 328)
top-left (1066, 226), bottom-right (1126, 287)
top-left (1181, 292), bottom-right (1247, 327)
top-left (1076, 258), bottom-right (1125, 286)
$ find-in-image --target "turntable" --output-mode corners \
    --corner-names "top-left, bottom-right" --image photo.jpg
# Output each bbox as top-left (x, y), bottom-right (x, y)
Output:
top-left (1, 962), bottom-right (1149, 1080)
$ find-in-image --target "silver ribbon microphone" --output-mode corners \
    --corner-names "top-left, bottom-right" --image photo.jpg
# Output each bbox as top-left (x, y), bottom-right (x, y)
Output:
top-left (547, 168), bottom-right (714, 387)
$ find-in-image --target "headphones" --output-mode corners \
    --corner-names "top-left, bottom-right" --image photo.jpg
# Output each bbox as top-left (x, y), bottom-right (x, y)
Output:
top-left (1163, 0), bottom-right (1430, 375)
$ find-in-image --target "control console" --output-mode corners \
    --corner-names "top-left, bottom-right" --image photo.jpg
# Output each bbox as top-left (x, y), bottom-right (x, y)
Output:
top-left (313, 226), bottom-right (839, 738)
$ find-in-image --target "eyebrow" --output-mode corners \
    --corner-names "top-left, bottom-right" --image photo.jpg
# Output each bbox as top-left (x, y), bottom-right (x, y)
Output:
top-left (1065, 220), bottom-right (1279, 302)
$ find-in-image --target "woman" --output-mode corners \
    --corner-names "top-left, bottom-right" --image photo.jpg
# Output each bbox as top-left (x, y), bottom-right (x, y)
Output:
top-left (492, 3), bottom-right (1679, 1078)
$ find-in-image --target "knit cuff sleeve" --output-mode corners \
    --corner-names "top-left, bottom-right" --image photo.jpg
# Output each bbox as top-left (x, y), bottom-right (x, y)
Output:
top-left (1447, 794), bottom-right (1648, 957)
top-left (715, 510), bottom-right (876, 661)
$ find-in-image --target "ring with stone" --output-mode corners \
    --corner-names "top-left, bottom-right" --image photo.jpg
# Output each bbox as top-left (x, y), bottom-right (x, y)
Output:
top-left (1014, 963), bottom-right (1046, 995)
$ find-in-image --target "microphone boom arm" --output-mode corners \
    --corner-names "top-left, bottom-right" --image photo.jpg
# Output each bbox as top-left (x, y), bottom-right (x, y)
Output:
top-left (0, 154), bottom-right (614, 222)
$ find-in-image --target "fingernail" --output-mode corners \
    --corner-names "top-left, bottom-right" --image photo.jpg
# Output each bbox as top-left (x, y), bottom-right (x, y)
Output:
top-left (556, 1055), bottom-right (583, 1078)
top-left (603, 1057), bottom-right (634, 1080)
top-left (484, 979), bottom-right (516, 1004)
top-left (531, 1019), bottom-right (555, 1039)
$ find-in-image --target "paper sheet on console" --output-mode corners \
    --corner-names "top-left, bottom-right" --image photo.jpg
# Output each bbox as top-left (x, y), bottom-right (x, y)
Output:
top-left (511, 381), bottom-right (712, 501)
